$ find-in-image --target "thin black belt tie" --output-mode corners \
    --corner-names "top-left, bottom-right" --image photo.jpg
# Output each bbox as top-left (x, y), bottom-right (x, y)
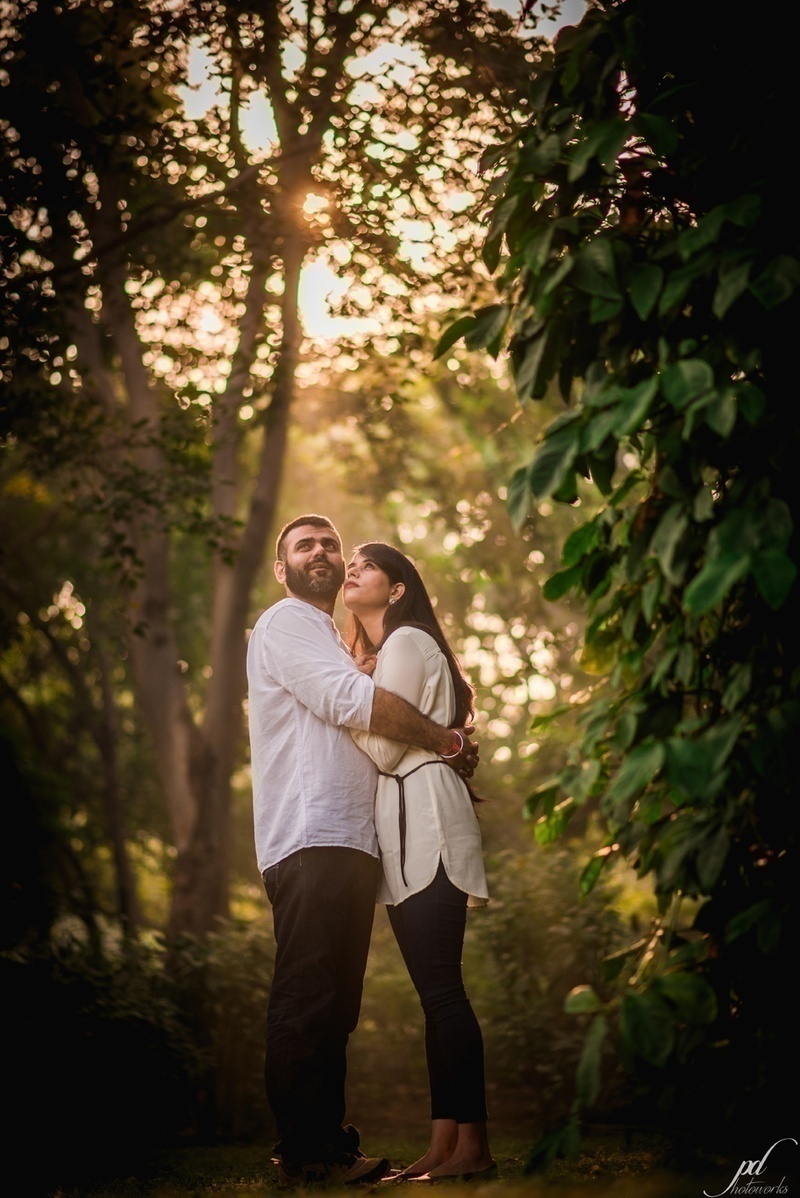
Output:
top-left (378, 760), bottom-right (449, 886)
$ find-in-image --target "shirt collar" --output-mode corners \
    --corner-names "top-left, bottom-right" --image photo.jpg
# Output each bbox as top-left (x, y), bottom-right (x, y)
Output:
top-left (282, 595), bottom-right (338, 631)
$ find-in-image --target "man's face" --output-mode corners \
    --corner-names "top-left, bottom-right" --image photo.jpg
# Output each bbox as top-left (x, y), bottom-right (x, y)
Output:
top-left (276, 524), bottom-right (345, 602)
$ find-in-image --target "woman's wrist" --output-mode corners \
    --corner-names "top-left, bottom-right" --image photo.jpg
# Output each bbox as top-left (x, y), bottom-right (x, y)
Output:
top-left (440, 729), bottom-right (464, 759)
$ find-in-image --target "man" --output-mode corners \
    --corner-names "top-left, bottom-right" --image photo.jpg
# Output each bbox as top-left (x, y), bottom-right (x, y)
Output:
top-left (246, 514), bottom-right (479, 1187)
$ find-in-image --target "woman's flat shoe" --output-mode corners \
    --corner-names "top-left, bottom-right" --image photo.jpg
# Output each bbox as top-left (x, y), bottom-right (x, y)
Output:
top-left (379, 1170), bottom-right (432, 1184)
top-left (406, 1163), bottom-right (498, 1184)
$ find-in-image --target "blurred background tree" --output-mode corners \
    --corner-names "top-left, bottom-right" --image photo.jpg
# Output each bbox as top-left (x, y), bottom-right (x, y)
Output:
top-left (1, 0), bottom-right (548, 938)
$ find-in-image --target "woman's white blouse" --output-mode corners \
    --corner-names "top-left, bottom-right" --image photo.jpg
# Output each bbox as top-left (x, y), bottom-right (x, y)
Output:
top-left (350, 626), bottom-right (489, 909)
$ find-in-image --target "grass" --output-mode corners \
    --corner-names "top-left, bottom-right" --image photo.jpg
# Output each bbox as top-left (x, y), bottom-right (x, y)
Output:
top-left (48, 1128), bottom-right (719, 1198)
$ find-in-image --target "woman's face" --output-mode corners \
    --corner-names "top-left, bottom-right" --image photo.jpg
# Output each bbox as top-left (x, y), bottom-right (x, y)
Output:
top-left (342, 551), bottom-right (399, 615)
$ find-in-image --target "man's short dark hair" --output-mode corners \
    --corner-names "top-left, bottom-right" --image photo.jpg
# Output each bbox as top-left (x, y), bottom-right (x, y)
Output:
top-left (275, 514), bottom-right (342, 561)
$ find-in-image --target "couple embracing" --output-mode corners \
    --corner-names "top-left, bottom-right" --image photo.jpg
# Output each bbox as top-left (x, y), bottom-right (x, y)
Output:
top-left (247, 514), bottom-right (494, 1187)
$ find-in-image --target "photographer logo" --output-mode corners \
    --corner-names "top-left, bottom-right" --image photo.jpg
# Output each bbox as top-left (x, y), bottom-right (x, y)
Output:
top-left (704, 1138), bottom-right (797, 1197)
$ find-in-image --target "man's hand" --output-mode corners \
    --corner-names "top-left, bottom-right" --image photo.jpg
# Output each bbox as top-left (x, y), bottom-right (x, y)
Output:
top-left (369, 689), bottom-right (479, 773)
top-left (354, 652), bottom-right (377, 676)
top-left (447, 725), bottom-right (479, 780)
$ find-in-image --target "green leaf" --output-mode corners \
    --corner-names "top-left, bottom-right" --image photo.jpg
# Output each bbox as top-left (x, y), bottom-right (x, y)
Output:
top-left (512, 329), bottom-right (550, 402)
top-left (666, 738), bottom-right (712, 796)
top-left (613, 377), bottom-right (659, 435)
top-left (571, 240), bottom-right (621, 299)
top-left (760, 498), bottom-right (793, 549)
top-left (542, 563), bottom-right (583, 601)
top-left (433, 315), bottom-right (476, 359)
top-left (620, 990), bottom-right (675, 1067)
top-left (562, 757), bottom-right (601, 804)
top-left (676, 208), bottom-right (724, 256)
top-left (752, 549), bottom-right (797, 609)
top-left (724, 900), bottom-right (771, 944)
top-left (684, 550), bottom-right (750, 613)
top-left (704, 390), bottom-right (737, 438)
top-left (551, 471), bottom-right (579, 504)
top-left (582, 408), bottom-right (620, 453)
top-left (535, 798), bottom-right (575, 844)
top-left (724, 193), bottom-right (760, 227)
top-left (522, 224), bottom-right (555, 272)
top-left (604, 740), bottom-right (665, 816)
top-left (636, 111), bottom-right (679, 155)
top-left (697, 823), bottom-right (730, 890)
top-left (629, 264), bottom-right (663, 320)
top-left (562, 518), bottom-right (600, 566)
top-left (484, 192), bottom-right (519, 239)
top-left (693, 487), bottom-right (714, 522)
top-left (653, 972), bottom-right (718, 1025)
top-left (737, 381), bottom-right (766, 425)
top-left (525, 1122), bottom-right (580, 1174)
top-left (749, 254), bottom-right (800, 309)
top-left (482, 233), bottom-right (503, 276)
top-left (568, 118), bottom-right (626, 180)
top-left (649, 502), bottom-right (688, 585)
top-left (526, 131), bottom-right (563, 173)
top-left (530, 704), bottom-right (572, 731)
top-left (675, 641), bottom-right (696, 687)
top-left (506, 464), bottom-right (532, 532)
top-left (714, 507), bottom-right (761, 555)
top-left (661, 359), bottom-right (715, 409)
top-left (524, 778), bottom-right (561, 820)
top-left (575, 1013), bottom-right (608, 1108)
top-left (528, 69), bottom-right (554, 113)
top-left (610, 469), bottom-right (645, 507)
top-left (540, 253), bottom-right (575, 298)
top-left (722, 663), bottom-right (752, 711)
top-left (654, 813), bottom-right (711, 890)
top-left (652, 646), bottom-right (677, 689)
top-left (713, 259), bottom-right (751, 319)
top-left (464, 304), bottom-right (510, 353)
top-left (657, 271), bottom-right (690, 314)
top-left (528, 418), bottom-right (581, 499)
top-left (702, 717), bottom-right (743, 773)
top-left (588, 448), bottom-right (616, 497)
top-left (641, 573), bottom-right (661, 623)
top-left (579, 851), bottom-right (610, 896)
top-left (565, 985), bottom-right (602, 1014)
top-left (589, 295), bottom-right (623, 323)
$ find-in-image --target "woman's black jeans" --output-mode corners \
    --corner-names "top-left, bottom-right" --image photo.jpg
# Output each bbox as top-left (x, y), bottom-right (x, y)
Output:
top-left (263, 846), bottom-right (380, 1167)
top-left (387, 859), bottom-right (488, 1124)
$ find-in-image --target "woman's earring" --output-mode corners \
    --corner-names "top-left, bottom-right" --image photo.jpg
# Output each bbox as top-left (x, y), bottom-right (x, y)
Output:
top-left (389, 597), bottom-right (397, 605)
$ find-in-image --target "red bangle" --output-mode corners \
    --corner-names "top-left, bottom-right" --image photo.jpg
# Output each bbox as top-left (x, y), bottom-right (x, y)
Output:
top-left (440, 730), bottom-right (464, 759)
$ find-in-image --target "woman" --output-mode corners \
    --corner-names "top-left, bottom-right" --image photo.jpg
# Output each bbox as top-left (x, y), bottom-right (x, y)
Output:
top-left (343, 542), bottom-right (495, 1183)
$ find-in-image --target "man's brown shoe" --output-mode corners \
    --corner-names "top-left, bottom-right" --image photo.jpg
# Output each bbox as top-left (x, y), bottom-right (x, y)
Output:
top-left (280, 1154), bottom-right (391, 1187)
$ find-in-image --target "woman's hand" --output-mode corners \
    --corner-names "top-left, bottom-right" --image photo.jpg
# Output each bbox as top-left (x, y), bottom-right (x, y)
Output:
top-left (354, 652), bottom-right (378, 676)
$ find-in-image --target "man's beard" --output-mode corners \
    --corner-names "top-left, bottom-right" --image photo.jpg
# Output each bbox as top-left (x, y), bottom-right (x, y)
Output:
top-left (284, 558), bottom-right (345, 601)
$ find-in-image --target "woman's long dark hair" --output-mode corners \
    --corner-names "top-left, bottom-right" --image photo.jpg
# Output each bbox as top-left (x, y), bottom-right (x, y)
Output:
top-left (346, 541), bottom-right (475, 731)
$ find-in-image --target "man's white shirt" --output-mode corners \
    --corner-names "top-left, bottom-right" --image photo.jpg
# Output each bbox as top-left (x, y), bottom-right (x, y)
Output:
top-left (246, 597), bottom-right (379, 875)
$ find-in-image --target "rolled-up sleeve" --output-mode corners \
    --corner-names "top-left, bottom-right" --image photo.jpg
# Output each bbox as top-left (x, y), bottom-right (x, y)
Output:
top-left (259, 605), bottom-right (374, 730)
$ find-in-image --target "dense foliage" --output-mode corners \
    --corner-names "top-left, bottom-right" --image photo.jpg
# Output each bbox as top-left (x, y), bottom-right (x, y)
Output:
top-left (447, 0), bottom-right (798, 1161)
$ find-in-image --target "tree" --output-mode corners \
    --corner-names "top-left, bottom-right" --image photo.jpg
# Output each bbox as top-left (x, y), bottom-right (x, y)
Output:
top-left (452, 0), bottom-right (799, 1157)
top-left (1, 0), bottom-right (539, 936)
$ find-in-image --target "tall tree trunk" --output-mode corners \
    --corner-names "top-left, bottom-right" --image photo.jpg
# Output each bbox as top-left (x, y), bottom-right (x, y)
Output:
top-left (96, 646), bottom-right (143, 934)
top-left (166, 231), bottom-right (306, 939)
top-left (101, 261), bottom-right (202, 855)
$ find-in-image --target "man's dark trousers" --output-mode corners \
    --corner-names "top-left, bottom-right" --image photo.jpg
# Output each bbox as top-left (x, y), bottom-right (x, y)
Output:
top-left (263, 846), bottom-right (380, 1167)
